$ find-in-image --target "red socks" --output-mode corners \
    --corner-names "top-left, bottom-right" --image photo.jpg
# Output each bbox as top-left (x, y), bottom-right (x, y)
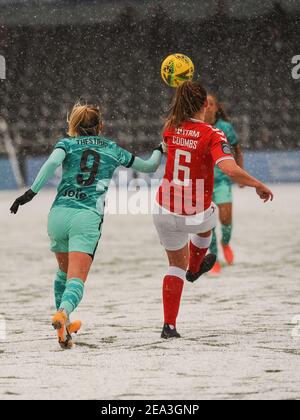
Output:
top-left (162, 235), bottom-right (212, 327)
top-left (163, 267), bottom-right (185, 326)
top-left (188, 234), bottom-right (212, 273)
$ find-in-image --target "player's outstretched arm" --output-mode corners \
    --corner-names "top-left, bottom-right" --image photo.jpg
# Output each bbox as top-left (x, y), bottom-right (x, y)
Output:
top-left (131, 145), bottom-right (164, 174)
top-left (233, 144), bottom-right (244, 169)
top-left (218, 159), bottom-right (274, 203)
top-left (10, 148), bottom-right (66, 214)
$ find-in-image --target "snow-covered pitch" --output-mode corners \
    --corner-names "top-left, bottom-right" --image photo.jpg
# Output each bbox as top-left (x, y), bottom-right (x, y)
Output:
top-left (0, 184), bottom-right (299, 400)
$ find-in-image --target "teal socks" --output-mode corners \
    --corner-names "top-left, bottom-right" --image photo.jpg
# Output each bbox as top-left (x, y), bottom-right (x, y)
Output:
top-left (210, 224), bottom-right (233, 258)
top-left (210, 229), bottom-right (218, 257)
top-left (54, 270), bottom-right (67, 310)
top-left (59, 278), bottom-right (85, 316)
top-left (222, 224), bottom-right (232, 246)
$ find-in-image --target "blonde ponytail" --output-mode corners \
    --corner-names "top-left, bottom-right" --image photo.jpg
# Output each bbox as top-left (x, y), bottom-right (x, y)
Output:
top-left (67, 102), bottom-right (102, 137)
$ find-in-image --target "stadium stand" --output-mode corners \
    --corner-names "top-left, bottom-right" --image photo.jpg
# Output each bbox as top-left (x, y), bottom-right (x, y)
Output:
top-left (0, 4), bottom-right (300, 162)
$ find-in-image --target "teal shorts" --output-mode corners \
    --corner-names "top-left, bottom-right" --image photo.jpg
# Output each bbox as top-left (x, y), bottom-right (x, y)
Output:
top-left (48, 206), bottom-right (103, 257)
top-left (213, 180), bottom-right (233, 205)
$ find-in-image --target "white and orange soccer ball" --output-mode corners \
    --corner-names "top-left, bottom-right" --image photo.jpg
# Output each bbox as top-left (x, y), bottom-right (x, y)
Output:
top-left (161, 54), bottom-right (195, 88)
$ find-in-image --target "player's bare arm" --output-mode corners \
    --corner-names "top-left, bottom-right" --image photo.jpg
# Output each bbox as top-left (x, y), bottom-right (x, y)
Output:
top-left (233, 144), bottom-right (244, 169)
top-left (218, 159), bottom-right (274, 202)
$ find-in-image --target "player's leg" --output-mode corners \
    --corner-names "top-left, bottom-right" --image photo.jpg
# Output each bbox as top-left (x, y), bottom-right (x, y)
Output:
top-left (163, 228), bottom-right (216, 337)
top-left (210, 189), bottom-right (219, 261)
top-left (210, 182), bottom-right (233, 273)
top-left (48, 209), bottom-right (73, 348)
top-left (55, 209), bottom-right (101, 316)
top-left (51, 209), bottom-right (102, 348)
top-left (166, 245), bottom-right (189, 270)
top-left (209, 187), bottom-right (222, 275)
top-left (57, 252), bottom-right (93, 315)
top-left (52, 252), bottom-right (94, 348)
top-left (54, 252), bottom-right (68, 310)
top-left (209, 229), bottom-right (221, 275)
top-left (162, 245), bottom-right (189, 339)
top-left (219, 201), bottom-right (234, 265)
top-left (188, 230), bottom-right (212, 273)
top-left (48, 207), bottom-right (70, 320)
top-left (219, 202), bottom-right (233, 242)
top-left (186, 204), bottom-right (218, 282)
top-left (153, 209), bottom-right (189, 339)
top-left (210, 229), bottom-right (218, 259)
top-left (54, 252), bottom-right (82, 336)
top-left (186, 230), bottom-right (216, 282)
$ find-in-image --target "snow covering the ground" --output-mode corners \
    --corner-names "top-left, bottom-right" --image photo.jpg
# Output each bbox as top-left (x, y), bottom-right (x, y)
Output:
top-left (0, 184), bottom-right (299, 400)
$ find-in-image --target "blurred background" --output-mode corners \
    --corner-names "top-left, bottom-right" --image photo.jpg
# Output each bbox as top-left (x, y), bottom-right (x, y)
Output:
top-left (0, 0), bottom-right (299, 188)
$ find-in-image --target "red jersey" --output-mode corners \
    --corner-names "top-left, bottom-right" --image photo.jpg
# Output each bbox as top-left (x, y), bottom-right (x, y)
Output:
top-left (157, 119), bottom-right (234, 215)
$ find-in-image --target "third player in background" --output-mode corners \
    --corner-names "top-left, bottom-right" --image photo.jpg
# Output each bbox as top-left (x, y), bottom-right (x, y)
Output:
top-left (205, 95), bottom-right (244, 275)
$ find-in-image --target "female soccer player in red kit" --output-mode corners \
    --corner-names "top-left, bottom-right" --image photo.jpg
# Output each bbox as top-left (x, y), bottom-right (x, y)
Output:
top-left (154, 81), bottom-right (273, 339)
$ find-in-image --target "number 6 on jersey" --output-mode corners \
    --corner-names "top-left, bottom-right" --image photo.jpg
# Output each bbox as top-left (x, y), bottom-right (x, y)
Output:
top-left (173, 149), bottom-right (191, 187)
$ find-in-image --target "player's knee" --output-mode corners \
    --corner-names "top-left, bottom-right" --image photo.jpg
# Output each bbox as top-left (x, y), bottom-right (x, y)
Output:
top-left (169, 256), bottom-right (188, 271)
top-left (219, 212), bottom-right (231, 224)
top-left (221, 218), bottom-right (232, 228)
top-left (67, 268), bottom-right (89, 282)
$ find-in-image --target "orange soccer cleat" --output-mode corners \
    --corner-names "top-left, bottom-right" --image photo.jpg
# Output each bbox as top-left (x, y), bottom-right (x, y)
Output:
top-left (209, 261), bottom-right (222, 276)
top-left (52, 310), bottom-right (73, 350)
top-left (222, 244), bottom-right (234, 265)
top-left (67, 320), bottom-right (82, 335)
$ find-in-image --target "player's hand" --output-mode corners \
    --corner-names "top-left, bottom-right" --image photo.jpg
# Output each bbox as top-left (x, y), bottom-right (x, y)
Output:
top-left (10, 189), bottom-right (37, 214)
top-left (161, 142), bottom-right (168, 154)
top-left (256, 184), bottom-right (274, 203)
top-left (153, 144), bottom-right (164, 154)
top-left (154, 142), bottom-right (167, 154)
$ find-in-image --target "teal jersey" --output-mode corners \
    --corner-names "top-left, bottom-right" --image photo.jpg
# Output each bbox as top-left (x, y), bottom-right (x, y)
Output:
top-left (52, 136), bottom-right (134, 215)
top-left (214, 119), bottom-right (238, 184)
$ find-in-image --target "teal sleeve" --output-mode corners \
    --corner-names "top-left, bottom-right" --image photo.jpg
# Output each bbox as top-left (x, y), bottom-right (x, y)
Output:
top-left (131, 150), bottom-right (162, 173)
top-left (31, 148), bottom-right (66, 193)
top-left (227, 124), bottom-right (238, 146)
top-left (54, 139), bottom-right (70, 153)
top-left (113, 144), bottom-right (134, 168)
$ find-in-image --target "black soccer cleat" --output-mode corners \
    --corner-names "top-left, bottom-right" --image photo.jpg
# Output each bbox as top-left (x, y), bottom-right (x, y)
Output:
top-left (161, 324), bottom-right (181, 339)
top-left (186, 254), bottom-right (217, 283)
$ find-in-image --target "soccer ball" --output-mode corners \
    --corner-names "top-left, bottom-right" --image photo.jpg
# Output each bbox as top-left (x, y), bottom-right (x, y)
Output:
top-left (161, 54), bottom-right (194, 88)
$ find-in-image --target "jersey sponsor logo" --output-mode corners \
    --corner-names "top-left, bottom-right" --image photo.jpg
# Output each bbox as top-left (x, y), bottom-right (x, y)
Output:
top-left (175, 128), bottom-right (200, 138)
top-left (172, 136), bottom-right (197, 149)
top-left (62, 188), bottom-right (88, 200)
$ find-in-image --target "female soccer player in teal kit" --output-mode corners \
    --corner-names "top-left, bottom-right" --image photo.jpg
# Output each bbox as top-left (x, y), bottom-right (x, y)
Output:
top-left (10, 103), bottom-right (163, 349)
top-left (205, 95), bottom-right (244, 275)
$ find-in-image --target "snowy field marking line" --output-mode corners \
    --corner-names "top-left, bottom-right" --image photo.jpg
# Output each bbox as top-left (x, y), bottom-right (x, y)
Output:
top-left (0, 184), bottom-right (299, 400)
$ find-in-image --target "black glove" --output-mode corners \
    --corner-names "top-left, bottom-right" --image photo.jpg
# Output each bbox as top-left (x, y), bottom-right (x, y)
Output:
top-left (153, 144), bottom-right (164, 153)
top-left (10, 189), bottom-right (37, 214)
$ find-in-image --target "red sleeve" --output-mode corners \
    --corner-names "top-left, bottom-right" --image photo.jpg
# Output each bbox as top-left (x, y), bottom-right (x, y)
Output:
top-left (210, 128), bottom-right (234, 165)
top-left (163, 127), bottom-right (172, 145)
